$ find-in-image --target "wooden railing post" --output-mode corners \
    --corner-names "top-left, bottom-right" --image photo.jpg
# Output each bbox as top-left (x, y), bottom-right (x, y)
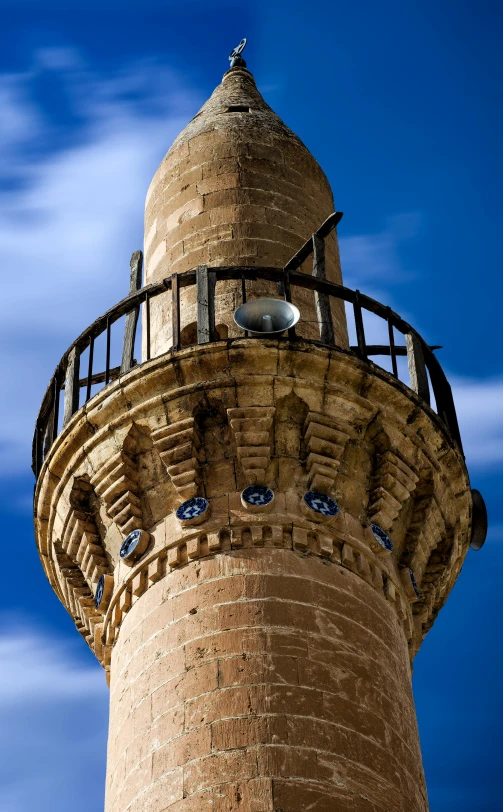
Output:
top-left (44, 373), bottom-right (61, 452)
top-left (197, 265), bottom-right (216, 344)
top-left (312, 233), bottom-right (335, 345)
top-left (241, 273), bottom-right (248, 337)
top-left (34, 423), bottom-right (44, 477)
top-left (281, 267), bottom-right (297, 340)
top-left (86, 337), bottom-right (94, 402)
top-left (353, 290), bottom-right (368, 361)
top-left (425, 350), bottom-right (463, 452)
top-left (386, 307), bottom-right (398, 378)
top-left (171, 273), bottom-right (181, 351)
top-left (121, 250), bottom-right (143, 374)
top-left (405, 332), bottom-right (430, 405)
top-left (146, 292), bottom-right (151, 360)
top-left (63, 347), bottom-right (81, 426)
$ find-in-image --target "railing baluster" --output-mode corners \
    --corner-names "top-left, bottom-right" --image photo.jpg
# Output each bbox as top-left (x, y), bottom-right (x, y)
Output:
top-left (34, 423), bottom-right (43, 476)
top-left (43, 423), bottom-right (52, 457)
top-left (43, 379), bottom-right (56, 455)
top-left (282, 268), bottom-right (296, 340)
top-left (197, 265), bottom-right (216, 344)
top-left (121, 250), bottom-right (143, 374)
top-left (44, 372), bottom-right (61, 454)
top-left (105, 318), bottom-right (111, 385)
top-left (284, 211), bottom-right (344, 271)
top-left (387, 307), bottom-right (398, 378)
top-left (52, 372), bottom-right (61, 440)
top-left (241, 273), bottom-right (248, 337)
top-left (33, 260), bottom-right (467, 481)
top-left (312, 233), bottom-right (335, 345)
top-left (86, 337), bottom-right (94, 402)
top-left (63, 347), bottom-right (81, 426)
top-left (427, 355), bottom-right (463, 453)
top-left (146, 292), bottom-right (151, 360)
top-left (171, 273), bottom-right (180, 352)
top-left (353, 290), bottom-right (367, 361)
top-left (405, 332), bottom-right (430, 405)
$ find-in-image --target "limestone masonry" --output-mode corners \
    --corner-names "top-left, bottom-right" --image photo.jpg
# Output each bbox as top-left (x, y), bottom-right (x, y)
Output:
top-left (34, 55), bottom-right (478, 812)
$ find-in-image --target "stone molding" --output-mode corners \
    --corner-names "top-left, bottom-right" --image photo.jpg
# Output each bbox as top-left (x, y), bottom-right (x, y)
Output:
top-left (61, 477), bottom-right (109, 587)
top-left (53, 476), bottom-right (111, 646)
top-left (34, 340), bottom-right (472, 665)
top-left (367, 427), bottom-right (420, 531)
top-left (151, 417), bottom-right (203, 500)
top-left (227, 406), bottom-right (275, 484)
top-left (91, 427), bottom-right (144, 536)
top-left (99, 518), bottom-right (415, 672)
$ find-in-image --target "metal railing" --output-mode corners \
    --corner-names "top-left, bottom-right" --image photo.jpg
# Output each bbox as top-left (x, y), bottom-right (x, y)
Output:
top-left (32, 213), bottom-right (463, 477)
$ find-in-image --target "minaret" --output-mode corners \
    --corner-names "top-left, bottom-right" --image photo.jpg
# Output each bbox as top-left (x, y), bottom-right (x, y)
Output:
top-left (33, 44), bottom-right (485, 812)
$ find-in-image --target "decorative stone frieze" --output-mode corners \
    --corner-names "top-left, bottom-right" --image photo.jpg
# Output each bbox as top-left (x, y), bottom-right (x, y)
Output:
top-left (35, 340), bottom-right (471, 663)
top-left (151, 417), bottom-right (203, 500)
top-left (100, 517), bottom-right (416, 655)
top-left (227, 405), bottom-right (275, 484)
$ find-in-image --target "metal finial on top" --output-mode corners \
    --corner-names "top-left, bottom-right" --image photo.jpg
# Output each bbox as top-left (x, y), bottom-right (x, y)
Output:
top-left (229, 38), bottom-right (247, 68)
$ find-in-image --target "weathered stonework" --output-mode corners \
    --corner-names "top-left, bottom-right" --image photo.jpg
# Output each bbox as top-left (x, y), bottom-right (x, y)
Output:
top-left (144, 66), bottom-right (349, 357)
top-left (33, 60), bottom-right (474, 812)
top-left (34, 339), bottom-right (472, 812)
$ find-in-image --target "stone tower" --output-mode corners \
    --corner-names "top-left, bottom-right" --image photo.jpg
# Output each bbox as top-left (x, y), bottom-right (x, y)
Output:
top-left (34, 49), bottom-right (484, 812)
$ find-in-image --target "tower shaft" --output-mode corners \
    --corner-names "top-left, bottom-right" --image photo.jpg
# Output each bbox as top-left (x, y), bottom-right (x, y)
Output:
top-left (33, 57), bottom-right (474, 812)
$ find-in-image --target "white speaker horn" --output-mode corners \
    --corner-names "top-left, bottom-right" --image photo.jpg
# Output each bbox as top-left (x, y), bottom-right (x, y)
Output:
top-left (233, 297), bottom-right (300, 336)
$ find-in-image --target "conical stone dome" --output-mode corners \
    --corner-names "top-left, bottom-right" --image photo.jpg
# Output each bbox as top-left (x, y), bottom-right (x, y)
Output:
top-left (144, 66), bottom-right (348, 354)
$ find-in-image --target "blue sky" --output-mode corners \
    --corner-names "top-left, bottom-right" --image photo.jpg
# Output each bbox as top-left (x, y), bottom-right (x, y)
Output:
top-left (0, 1), bottom-right (501, 809)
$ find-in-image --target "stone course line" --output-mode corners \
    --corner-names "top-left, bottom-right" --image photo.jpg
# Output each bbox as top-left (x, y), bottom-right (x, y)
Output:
top-left (100, 522), bottom-right (414, 673)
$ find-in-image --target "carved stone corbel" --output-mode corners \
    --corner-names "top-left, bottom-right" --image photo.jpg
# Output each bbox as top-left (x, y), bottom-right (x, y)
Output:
top-left (91, 428), bottom-right (144, 535)
top-left (367, 430), bottom-right (419, 530)
top-left (151, 417), bottom-right (203, 500)
top-left (227, 406), bottom-right (275, 484)
top-left (302, 412), bottom-right (354, 493)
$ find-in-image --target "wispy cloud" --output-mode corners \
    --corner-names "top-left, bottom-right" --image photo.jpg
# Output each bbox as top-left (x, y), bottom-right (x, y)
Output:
top-left (0, 618), bottom-right (108, 812)
top-left (340, 220), bottom-right (503, 471)
top-left (339, 211), bottom-right (423, 299)
top-left (451, 376), bottom-right (503, 469)
top-left (1, 49), bottom-right (501, 482)
top-left (0, 48), bottom-right (201, 476)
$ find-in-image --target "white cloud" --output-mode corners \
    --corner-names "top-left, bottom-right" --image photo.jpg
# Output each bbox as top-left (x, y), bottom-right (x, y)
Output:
top-left (339, 211), bottom-right (422, 299)
top-left (339, 222), bottom-right (503, 471)
top-left (451, 376), bottom-right (503, 468)
top-left (0, 50), bottom-right (201, 476)
top-left (0, 74), bottom-right (45, 158)
top-left (0, 621), bottom-right (105, 703)
top-left (0, 619), bottom-right (108, 812)
top-left (1, 50), bottom-right (500, 482)
top-left (35, 47), bottom-right (85, 72)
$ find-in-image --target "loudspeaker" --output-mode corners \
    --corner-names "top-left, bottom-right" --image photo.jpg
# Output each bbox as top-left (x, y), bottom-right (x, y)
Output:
top-left (233, 298), bottom-right (300, 336)
top-left (470, 489), bottom-right (488, 550)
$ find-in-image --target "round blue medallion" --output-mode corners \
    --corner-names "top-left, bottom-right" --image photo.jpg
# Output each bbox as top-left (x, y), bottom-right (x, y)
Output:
top-left (176, 497), bottom-right (209, 522)
top-left (371, 524), bottom-right (394, 551)
top-left (409, 569), bottom-right (420, 598)
top-left (95, 574), bottom-right (105, 610)
top-left (303, 491), bottom-right (339, 517)
top-left (242, 485), bottom-right (274, 507)
top-left (120, 529), bottom-right (142, 560)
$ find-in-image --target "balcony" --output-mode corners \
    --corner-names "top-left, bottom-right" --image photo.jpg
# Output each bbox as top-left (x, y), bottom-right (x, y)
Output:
top-left (33, 213), bottom-right (462, 479)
